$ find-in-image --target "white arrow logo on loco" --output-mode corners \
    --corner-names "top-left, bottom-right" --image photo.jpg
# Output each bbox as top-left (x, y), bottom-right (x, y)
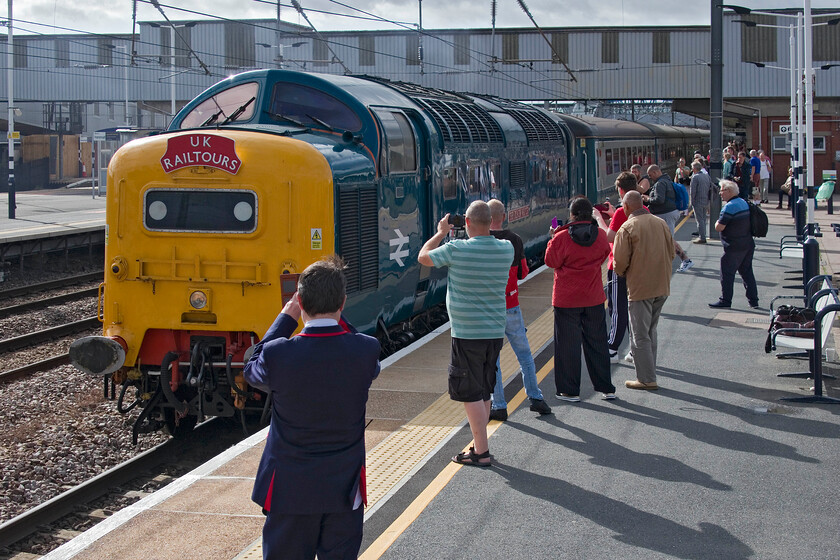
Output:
top-left (389, 229), bottom-right (410, 267)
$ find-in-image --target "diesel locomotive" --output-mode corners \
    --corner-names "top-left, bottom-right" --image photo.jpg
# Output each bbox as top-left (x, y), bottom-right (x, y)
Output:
top-left (69, 69), bottom-right (707, 440)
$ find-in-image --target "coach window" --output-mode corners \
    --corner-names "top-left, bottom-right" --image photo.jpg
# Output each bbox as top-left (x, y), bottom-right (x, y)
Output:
top-left (179, 82), bottom-right (259, 129)
top-left (374, 109), bottom-right (417, 174)
top-left (467, 163), bottom-right (482, 197)
top-left (442, 167), bottom-right (458, 200)
top-left (489, 161), bottom-right (501, 199)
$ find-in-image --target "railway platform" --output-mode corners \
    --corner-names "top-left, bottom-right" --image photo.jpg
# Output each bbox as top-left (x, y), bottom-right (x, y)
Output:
top-left (0, 188), bottom-right (105, 244)
top-left (26, 199), bottom-right (840, 560)
top-left (0, 188), bottom-right (105, 269)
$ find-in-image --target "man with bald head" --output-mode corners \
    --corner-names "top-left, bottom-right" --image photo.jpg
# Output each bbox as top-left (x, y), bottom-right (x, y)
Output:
top-left (613, 190), bottom-right (675, 390)
top-left (419, 200), bottom-right (514, 466)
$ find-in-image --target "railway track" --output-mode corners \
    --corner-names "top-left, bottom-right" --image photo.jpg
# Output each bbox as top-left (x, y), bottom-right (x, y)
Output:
top-left (0, 272), bottom-right (102, 301)
top-left (0, 317), bottom-right (100, 354)
top-left (0, 418), bottom-right (243, 555)
top-left (0, 287), bottom-right (100, 319)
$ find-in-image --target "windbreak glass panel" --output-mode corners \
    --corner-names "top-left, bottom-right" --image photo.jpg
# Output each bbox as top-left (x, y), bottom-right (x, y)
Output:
top-left (144, 189), bottom-right (257, 233)
top-left (179, 82), bottom-right (259, 129)
top-left (270, 82), bottom-right (362, 131)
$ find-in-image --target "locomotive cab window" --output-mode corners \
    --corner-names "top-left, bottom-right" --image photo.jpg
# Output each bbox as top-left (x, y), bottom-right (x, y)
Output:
top-left (374, 109), bottom-right (417, 174)
top-left (270, 83), bottom-right (362, 131)
top-left (144, 189), bottom-right (257, 233)
top-left (179, 82), bottom-right (259, 129)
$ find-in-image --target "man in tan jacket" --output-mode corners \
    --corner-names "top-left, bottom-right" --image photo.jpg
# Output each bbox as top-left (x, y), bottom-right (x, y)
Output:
top-left (612, 191), bottom-right (675, 390)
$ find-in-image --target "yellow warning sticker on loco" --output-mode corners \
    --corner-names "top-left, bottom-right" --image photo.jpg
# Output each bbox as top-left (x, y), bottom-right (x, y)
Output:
top-left (311, 228), bottom-right (322, 250)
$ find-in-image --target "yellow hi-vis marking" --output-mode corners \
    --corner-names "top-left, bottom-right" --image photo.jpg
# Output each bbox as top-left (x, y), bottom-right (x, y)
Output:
top-left (358, 358), bottom-right (555, 560)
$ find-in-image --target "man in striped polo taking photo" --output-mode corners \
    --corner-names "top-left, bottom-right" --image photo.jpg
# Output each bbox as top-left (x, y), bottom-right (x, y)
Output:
top-left (419, 200), bottom-right (514, 468)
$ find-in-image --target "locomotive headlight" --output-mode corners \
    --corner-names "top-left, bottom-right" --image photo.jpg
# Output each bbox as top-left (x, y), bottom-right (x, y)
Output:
top-left (189, 290), bottom-right (208, 310)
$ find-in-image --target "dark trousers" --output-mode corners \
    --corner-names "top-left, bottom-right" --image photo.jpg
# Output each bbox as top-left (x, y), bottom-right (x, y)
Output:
top-left (607, 269), bottom-right (628, 352)
top-left (262, 508), bottom-right (363, 560)
top-left (553, 305), bottom-right (615, 396)
top-left (778, 189), bottom-right (791, 208)
top-left (719, 245), bottom-right (759, 306)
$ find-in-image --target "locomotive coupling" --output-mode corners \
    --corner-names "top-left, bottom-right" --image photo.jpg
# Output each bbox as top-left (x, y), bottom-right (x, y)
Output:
top-left (69, 336), bottom-right (128, 376)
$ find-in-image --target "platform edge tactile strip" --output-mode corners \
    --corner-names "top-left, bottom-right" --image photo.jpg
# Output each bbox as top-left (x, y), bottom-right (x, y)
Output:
top-left (234, 306), bottom-right (554, 559)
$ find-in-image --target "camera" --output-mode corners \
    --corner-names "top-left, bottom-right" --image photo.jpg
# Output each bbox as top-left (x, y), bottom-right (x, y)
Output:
top-left (448, 214), bottom-right (466, 229)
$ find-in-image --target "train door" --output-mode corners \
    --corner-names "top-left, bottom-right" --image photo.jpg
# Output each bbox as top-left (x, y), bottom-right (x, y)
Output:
top-left (371, 107), bottom-right (429, 324)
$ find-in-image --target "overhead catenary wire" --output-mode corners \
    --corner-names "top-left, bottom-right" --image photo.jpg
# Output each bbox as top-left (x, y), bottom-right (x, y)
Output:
top-left (148, 0), bottom-right (211, 75)
top-left (11, 0), bottom-right (595, 102)
top-left (289, 0), bottom-right (350, 74)
top-left (515, 0), bottom-right (576, 82)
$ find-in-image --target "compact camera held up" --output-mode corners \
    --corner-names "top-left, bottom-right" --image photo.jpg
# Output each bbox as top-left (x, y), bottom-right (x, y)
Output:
top-left (448, 214), bottom-right (466, 229)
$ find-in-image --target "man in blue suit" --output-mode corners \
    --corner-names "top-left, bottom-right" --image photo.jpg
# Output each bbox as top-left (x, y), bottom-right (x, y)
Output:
top-left (244, 255), bottom-right (380, 560)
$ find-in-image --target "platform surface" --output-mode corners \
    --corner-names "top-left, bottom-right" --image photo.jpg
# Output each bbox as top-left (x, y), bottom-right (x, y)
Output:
top-left (0, 188), bottom-right (106, 244)
top-left (31, 197), bottom-right (840, 560)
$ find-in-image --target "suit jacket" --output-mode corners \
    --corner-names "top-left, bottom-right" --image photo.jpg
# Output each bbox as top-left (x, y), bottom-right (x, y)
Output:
top-left (244, 313), bottom-right (380, 515)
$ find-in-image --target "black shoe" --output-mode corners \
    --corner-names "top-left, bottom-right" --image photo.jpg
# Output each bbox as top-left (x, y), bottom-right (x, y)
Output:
top-left (691, 231), bottom-right (700, 237)
top-left (489, 408), bottom-right (508, 422)
top-left (709, 300), bottom-right (731, 308)
top-left (749, 301), bottom-right (760, 309)
top-left (529, 399), bottom-right (552, 415)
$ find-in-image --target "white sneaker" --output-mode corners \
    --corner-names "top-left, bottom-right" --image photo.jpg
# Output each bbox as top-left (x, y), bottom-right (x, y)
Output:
top-left (609, 350), bottom-right (619, 364)
top-left (624, 352), bottom-right (634, 363)
top-left (556, 393), bottom-right (581, 402)
top-left (677, 259), bottom-right (694, 272)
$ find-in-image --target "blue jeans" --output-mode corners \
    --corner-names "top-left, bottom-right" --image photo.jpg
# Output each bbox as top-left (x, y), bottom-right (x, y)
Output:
top-left (491, 306), bottom-right (543, 410)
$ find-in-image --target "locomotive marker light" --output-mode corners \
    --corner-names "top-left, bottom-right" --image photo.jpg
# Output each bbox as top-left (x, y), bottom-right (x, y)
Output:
top-left (189, 290), bottom-right (208, 310)
top-left (160, 133), bottom-right (242, 174)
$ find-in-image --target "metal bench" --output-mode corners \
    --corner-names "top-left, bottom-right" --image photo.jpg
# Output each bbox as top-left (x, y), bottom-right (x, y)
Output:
top-left (771, 279), bottom-right (840, 404)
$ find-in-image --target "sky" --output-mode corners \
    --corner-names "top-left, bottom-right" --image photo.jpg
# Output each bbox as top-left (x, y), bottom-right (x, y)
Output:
top-left (10, 0), bottom-right (840, 37)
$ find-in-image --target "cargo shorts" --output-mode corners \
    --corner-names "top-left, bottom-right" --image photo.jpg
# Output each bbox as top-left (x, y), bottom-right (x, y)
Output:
top-left (447, 337), bottom-right (504, 403)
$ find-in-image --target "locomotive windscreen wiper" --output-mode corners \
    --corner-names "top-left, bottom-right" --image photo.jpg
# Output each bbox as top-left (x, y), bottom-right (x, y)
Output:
top-left (221, 96), bottom-right (256, 125)
top-left (199, 97), bottom-right (226, 127)
top-left (263, 110), bottom-right (307, 128)
top-left (306, 114), bottom-right (334, 131)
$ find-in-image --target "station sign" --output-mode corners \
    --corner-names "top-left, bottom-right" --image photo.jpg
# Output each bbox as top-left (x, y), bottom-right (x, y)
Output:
top-left (6, 131), bottom-right (19, 139)
top-left (160, 134), bottom-right (242, 175)
top-left (779, 124), bottom-right (799, 134)
top-left (93, 132), bottom-right (107, 141)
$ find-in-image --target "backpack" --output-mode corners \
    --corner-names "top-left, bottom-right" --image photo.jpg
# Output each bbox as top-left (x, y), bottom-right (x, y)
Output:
top-left (749, 202), bottom-right (768, 237)
top-left (671, 181), bottom-right (689, 212)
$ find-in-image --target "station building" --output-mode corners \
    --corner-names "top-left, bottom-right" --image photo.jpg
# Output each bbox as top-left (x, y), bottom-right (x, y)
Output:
top-left (0, 8), bottom-right (837, 189)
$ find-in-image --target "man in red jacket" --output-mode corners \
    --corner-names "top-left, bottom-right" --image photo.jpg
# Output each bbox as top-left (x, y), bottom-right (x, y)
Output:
top-left (546, 196), bottom-right (616, 402)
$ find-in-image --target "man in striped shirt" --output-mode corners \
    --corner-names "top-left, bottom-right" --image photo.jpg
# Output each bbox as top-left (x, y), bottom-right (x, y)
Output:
top-left (419, 200), bottom-right (514, 468)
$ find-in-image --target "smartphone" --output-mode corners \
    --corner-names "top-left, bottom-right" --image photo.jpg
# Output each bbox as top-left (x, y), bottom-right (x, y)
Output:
top-left (448, 214), bottom-right (466, 228)
top-left (551, 216), bottom-right (558, 228)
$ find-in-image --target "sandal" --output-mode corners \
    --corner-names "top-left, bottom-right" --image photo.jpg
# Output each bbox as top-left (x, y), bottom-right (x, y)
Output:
top-left (452, 446), bottom-right (493, 468)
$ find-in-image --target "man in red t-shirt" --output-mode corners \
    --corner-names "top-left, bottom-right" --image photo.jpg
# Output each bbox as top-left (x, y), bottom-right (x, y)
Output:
top-left (594, 171), bottom-right (642, 363)
top-left (487, 199), bottom-right (552, 421)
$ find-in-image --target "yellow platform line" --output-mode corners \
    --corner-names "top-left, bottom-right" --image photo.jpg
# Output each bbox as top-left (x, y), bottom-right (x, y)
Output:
top-left (358, 358), bottom-right (554, 560)
top-left (235, 307), bottom-right (555, 560)
top-left (364, 306), bottom-right (554, 510)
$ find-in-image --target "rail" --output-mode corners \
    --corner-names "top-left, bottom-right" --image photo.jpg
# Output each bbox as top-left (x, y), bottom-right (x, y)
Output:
top-left (0, 317), bottom-right (101, 354)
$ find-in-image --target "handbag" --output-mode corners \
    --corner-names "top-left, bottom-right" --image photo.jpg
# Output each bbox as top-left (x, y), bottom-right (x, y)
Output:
top-left (764, 305), bottom-right (817, 352)
top-left (780, 179), bottom-right (792, 195)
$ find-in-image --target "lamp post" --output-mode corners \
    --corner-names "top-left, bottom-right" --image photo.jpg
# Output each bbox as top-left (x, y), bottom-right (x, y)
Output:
top-left (6, 0), bottom-right (15, 219)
